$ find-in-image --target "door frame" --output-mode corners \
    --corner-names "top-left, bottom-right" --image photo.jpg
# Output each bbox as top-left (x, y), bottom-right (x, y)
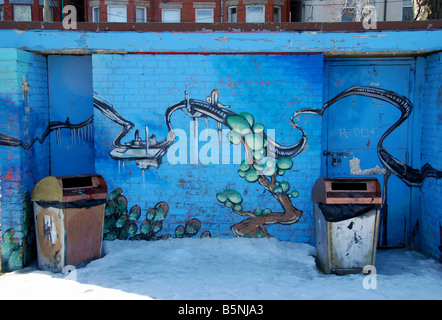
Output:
top-left (322, 57), bottom-right (421, 247)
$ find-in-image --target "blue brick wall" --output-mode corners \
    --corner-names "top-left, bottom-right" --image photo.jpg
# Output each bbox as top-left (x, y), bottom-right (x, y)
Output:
top-left (420, 52), bottom-right (442, 261)
top-left (93, 53), bottom-right (323, 243)
top-left (0, 49), bottom-right (50, 272)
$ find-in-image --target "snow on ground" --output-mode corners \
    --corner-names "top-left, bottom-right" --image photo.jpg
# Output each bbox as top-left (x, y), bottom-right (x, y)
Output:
top-left (0, 237), bottom-right (441, 300)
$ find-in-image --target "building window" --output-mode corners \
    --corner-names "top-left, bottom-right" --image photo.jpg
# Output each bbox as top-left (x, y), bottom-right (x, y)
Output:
top-left (0, 5), bottom-right (4, 21)
top-left (274, 6), bottom-right (281, 22)
top-left (195, 9), bottom-right (213, 23)
top-left (341, 5), bottom-right (356, 22)
top-left (228, 6), bottom-right (236, 22)
top-left (136, 6), bottom-right (147, 22)
top-left (246, 5), bottom-right (265, 23)
top-left (107, 5), bottom-right (127, 22)
top-left (13, 5), bottom-right (32, 21)
top-left (92, 6), bottom-right (99, 22)
top-left (402, 0), bottom-right (413, 20)
top-left (162, 9), bottom-right (180, 22)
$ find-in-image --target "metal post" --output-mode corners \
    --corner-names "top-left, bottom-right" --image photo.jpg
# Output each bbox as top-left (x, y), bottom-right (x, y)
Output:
top-left (43, 0), bottom-right (50, 21)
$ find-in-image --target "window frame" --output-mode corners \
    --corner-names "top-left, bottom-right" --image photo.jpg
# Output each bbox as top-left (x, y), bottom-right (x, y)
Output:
top-left (245, 5), bottom-right (265, 23)
top-left (402, 0), bottom-right (413, 21)
top-left (195, 8), bottom-right (214, 23)
top-left (228, 6), bottom-right (237, 22)
top-left (107, 5), bottom-right (127, 23)
top-left (162, 8), bottom-right (181, 23)
top-left (274, 6), bottom-right (281, 22)
top-left (92, 6), bottom-right (100, 22)
top-left (13, 4), bottom-right (32, 22)
top-left (341, 5), bottom-right (356, 22)
top-left (136, 6), bottom-right (147, 23)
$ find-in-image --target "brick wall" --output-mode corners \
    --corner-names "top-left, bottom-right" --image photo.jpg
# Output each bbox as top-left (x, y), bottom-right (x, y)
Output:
top-left (1, 0), bottom-right (62, 22)
top-left (420, 52), bottom-right (442, 261)
top-left (86, 0), bottom-right (289, 22)
top-left (93, 53), bottom-right (323, 242)
top-left (0, 49), bottom-right (50, 272)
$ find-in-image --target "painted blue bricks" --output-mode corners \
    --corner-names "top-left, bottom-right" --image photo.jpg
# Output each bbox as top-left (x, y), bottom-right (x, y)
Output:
top-left (93, 54), bottom-right (323, 242)
top-left (420, 52), bottom-right (442, 261)
top-left (0, 49), bottom-right (50, 271)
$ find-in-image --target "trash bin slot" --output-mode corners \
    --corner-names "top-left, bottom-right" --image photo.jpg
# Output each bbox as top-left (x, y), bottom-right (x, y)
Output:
top-left (35, 198), bottom-right (107, 209)
top-left (331, 182), bottom-right (367, 191)
top-left (61, 176), bottom-right (93, 189)
top-left (317, 203), bottom-right (381, 222)
top-left (326, 191), bottom-right (380, 198)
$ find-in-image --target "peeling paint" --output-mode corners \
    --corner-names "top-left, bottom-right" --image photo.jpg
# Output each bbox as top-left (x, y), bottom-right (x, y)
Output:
top-left (214, 36), bottom-right (229, 43)
top-left (352, 34), bottom-right (388, 39)
top-left (1, 29), bottom-right (440, 56)
top-left (349, 156), bottom-right (386, 175)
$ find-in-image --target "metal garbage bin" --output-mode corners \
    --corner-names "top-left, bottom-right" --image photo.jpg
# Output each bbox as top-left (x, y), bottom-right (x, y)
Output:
top-left (31, 175), bottom-right (107, 273)
top-left (311, 177), bottom-right (382, 275)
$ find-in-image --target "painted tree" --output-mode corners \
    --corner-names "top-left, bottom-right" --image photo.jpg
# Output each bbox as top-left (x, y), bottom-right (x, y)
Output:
top-left (216, 112), bottom-right (303, 238)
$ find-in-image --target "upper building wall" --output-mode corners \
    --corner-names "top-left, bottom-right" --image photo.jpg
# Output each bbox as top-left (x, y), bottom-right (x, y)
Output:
top-left (0, 0), bottom-right (61, 21)
top-left (300, 0), bottom-right (413, 22)
top-left (85, 0), bottom-right (290, 23)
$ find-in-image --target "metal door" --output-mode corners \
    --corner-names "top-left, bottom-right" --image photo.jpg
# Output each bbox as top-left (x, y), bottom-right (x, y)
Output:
top-left (324, 59), bottom-right (415, 247)
top-left (48, 55), bottom-right (94, 176)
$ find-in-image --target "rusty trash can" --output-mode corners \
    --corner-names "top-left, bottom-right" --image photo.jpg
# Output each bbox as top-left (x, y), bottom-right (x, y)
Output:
top-left (31, 175), bottom-right (107, 273)
top-left (311, 177), bottom-right (382, 275)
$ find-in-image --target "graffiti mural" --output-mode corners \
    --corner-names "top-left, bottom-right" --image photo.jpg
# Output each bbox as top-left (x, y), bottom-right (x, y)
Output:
top-left (293, 86), bottom-right (442, 243)
top-left (103, 188), bottom-right (211, 241)
top-left (92, 86), bottom-right (442, 239)
top-left (294, 86), bottom-right (442, 186)
top-left (94, 89), bottom-right (308, 237)
top-left (93, 89), bottom-right (307, 171)
top-left (0, 116), bottom-right (93, 150)
top-left (0, 191), bottom-right (35, 271)
top-left (216, 112), bottom-right (302, 238)
top-left (1, 85), bottom-right (440, 243)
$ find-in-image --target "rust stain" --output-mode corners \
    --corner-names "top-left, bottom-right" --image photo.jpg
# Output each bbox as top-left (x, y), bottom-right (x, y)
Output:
top-left (5, 168), bottom-right (13, 180)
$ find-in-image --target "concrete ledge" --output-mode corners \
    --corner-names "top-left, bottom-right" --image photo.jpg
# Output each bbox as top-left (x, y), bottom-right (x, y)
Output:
top-left (0, 21), bottom-right (441, 56)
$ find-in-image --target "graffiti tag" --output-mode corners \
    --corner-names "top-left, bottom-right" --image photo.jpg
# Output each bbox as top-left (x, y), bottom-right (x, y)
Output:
top-left (339, 127), bottom-right (375, 139)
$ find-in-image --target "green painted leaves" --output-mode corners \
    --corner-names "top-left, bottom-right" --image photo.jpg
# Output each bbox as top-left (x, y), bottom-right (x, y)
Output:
top-left (175, 219), bottom-right (201, 238)
top-left (244, 133), bottom-right (264, 151)
top-left (227, 131), bottom-right (241, 145)
top-left (220, 110), bottom-right (301, 232)
top-left (226, 112), bottom-right (296, 184)
top-left (227, 115), bottom-right (252, 136)
top-left (276, 157), bottom-right (293, 170)
top-left (226, 113), bottom-right (266, 154)
top-left (217, 189), bottom-right (243, 205)
top-left (216, 189), bottom-right (243, 211)
top-left (104, 189), bottom-right (211, 241)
